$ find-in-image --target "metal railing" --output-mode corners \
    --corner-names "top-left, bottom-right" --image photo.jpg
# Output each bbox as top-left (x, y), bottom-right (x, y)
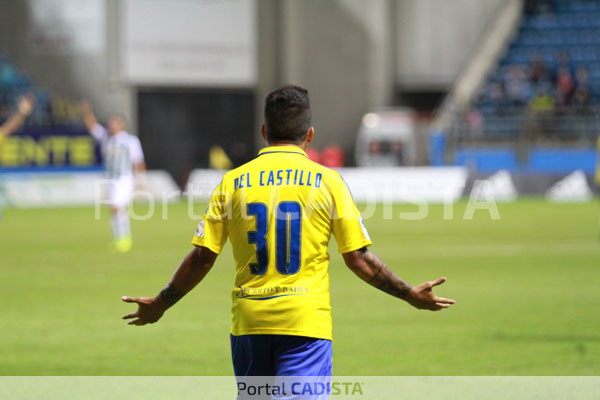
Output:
top-left (449, 106), bottom-right (600, 146)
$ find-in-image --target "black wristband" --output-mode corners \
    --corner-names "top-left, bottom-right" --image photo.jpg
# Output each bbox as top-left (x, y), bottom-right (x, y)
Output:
top-left (159, 285), bottom-right (184, 306)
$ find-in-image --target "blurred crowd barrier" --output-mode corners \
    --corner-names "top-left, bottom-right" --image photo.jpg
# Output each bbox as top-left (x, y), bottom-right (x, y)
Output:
top-left (437, 0), bottom-right (600, 176)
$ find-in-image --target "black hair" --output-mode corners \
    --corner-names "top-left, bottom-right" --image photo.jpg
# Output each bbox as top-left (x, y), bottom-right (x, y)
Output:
top-left (264, 85), bottom-right (311, 143)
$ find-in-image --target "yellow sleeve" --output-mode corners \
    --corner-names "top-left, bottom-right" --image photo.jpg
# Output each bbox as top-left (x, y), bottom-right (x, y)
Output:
top-left (191, 180), bottom-right (229, 254)
top-left (0, 131), bottom-right (4, 146)
top-left (330, 173), bottom-right (373, 253)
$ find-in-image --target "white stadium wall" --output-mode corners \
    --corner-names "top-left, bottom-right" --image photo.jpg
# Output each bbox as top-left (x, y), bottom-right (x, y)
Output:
top-left (394, 0), bottom-right (505, 90)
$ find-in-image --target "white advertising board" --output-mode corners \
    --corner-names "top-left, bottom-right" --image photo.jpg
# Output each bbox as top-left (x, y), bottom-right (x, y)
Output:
top-left (120, 0), bottom-right (257, 86)
top-left (0, 170), bottom-right (180, 208)
top-left (185, 167), bottom-right (469, 203)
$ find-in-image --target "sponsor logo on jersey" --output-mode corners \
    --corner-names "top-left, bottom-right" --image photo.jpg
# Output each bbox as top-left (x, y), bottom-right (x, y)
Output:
top-left (195, 220), bottom-right (205, 237)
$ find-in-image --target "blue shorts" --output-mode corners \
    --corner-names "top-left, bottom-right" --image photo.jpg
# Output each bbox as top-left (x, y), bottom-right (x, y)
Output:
top-left (230, 334), bottom-right (332, 377)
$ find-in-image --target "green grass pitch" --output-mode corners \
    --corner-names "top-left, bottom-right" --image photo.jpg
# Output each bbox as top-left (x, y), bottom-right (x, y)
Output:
top-left (0, 199), bottom-right (599, 375)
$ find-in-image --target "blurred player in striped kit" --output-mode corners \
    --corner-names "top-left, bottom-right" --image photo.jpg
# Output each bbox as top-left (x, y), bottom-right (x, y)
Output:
top-left (81, 100), bottom-right (146, 252)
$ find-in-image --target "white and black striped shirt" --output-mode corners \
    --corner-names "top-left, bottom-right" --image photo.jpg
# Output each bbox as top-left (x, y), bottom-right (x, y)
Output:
top-left (91, 124), bottom-right (144, 179)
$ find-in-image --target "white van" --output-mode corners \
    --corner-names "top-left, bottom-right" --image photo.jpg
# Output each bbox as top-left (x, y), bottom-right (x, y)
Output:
top-left (355, 108), bottom-right (416, 167)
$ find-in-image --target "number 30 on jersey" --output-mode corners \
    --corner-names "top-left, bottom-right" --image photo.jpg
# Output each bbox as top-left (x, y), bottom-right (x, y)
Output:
top-left (247, 201), bottom-right (302, 275)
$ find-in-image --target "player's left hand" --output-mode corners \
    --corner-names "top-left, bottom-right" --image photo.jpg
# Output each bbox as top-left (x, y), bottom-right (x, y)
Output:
top-left (121, 296), bottom-right (166, 325)
top-left (405, 277), bottom-right (456, 311)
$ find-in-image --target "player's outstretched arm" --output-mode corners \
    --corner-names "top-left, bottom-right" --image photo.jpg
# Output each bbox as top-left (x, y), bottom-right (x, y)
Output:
top-left (121, 246), bottom-right (218, 325)
top-left (1, 95), bottom-right (34, 137)
top-left (80, 100), bottom-right (98, 133)
top-left (342, 247), bottom-right (456, 311)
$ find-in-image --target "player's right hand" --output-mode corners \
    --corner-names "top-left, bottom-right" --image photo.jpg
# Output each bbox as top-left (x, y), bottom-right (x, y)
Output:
top-left (18, 94), bottom-right (35, 116)
top-left (405, 277), bottom-right (456, 311)
top-left (121, 296), bottom-right (166, 325)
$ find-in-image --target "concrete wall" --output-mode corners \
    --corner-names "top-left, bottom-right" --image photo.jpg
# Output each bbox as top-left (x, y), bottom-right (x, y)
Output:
top-left (395, 0), bottom-right (505, 90)
top-left (257, 0), bottom-right (395, 158)
top-left (257, 0), bottom-right (506, 156)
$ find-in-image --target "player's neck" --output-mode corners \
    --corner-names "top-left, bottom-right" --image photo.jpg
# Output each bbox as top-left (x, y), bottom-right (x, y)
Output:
top-left (267, 141), bottom-right (307, 150)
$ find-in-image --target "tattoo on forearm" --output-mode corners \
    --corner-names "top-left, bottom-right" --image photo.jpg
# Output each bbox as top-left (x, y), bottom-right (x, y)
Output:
top-left (159, 284), bottom-right (185, 306)
top-left (361, 250), bottom-right (412, 299)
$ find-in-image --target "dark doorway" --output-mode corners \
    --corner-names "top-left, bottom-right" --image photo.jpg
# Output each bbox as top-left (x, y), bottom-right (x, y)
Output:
top-left (137, 89), bottom-right (255, 186)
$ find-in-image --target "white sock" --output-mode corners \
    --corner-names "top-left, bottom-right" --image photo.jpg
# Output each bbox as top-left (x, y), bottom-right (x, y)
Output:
top-left (110, 212), bottom-right (119, 239)
top-left (110, 208), bottom-right (131, 240)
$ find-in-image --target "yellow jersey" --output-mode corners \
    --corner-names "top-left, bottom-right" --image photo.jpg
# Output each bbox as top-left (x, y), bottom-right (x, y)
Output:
top-left (0, 131), bottom-right (4, 146)
top-left (192, 145), bottom-right (372, 340)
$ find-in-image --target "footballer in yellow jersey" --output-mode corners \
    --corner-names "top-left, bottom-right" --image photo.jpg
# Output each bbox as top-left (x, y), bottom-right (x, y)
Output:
top-left (191, 144), bottom-right (372, 340)
top-left (122, 85), bottom-right (455, 379)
